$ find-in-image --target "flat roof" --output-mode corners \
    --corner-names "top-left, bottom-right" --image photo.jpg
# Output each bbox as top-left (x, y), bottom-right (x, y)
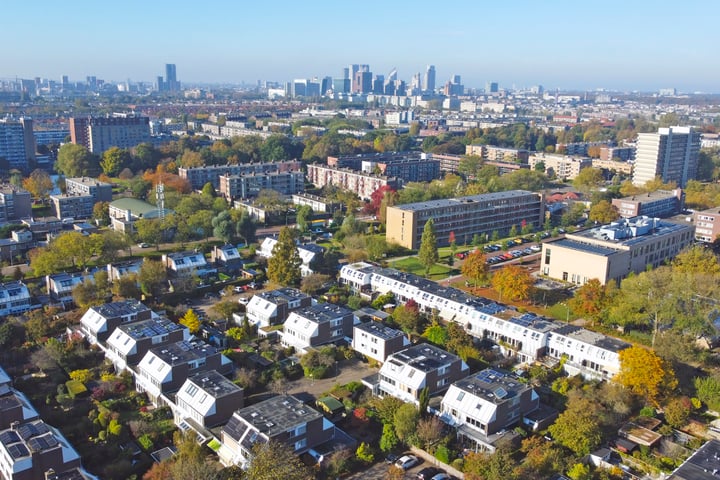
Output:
top-left (390, 344), bottom-right (460, 372)
top-left (553, 324), bottom-right (630, 352)
top-left (119, 317), bottom-right (185, 340)
top-left (670, 439), bottom-right (720, 480)
top-left (234, 394), bottom-right (322, 438)
top-left (454, 369), bottom-right (531, 404)
top-left (93, 300), bottom-right (149, 319)
top-left (294, 303), bottom-right (353, 324)
top-left (256, 287), bottom-right (310, 305)
top-left (152, 340), bottom-right (219, 365)
top-left (568, 217), bottom-right (690, 247)
top-left (186, 371), bottom-right (241, 399)
top-left (393, 190), bottom-right (536, 212)
top-left (549, 238), bottom-right (617, 257)
top-left (354, 321), bottom-right (405, 340)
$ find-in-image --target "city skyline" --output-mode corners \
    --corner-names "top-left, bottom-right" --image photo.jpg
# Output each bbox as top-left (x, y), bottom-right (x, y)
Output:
top-left (2, 0), bottom-right (719, 92)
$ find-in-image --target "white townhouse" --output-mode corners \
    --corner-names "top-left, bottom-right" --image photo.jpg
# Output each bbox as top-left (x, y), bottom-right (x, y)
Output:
top-left (258, 237), bottom-right (325, 277)
top-left (79, 300), bottom-right (155, 346)
top-left (245, 288), bottom-right (313, 328)
top-left (174, 371), bottom-right (244, 431)
top-left (352, 322), bottom-right (409, 364)
top-left (281, 303), bottom-right (354, 353)
top-left (0, 281), bottom-right (35, 317)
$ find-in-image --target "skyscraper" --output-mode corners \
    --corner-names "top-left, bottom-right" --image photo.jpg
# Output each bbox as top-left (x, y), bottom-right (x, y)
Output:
top-left (632, 126), bottom-right (701, 188)
top-left (424, 65), bottom-right (436, 93)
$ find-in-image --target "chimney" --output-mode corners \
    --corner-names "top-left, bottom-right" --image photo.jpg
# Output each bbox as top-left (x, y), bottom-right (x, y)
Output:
top-left (45, 469), bottom-right (58, 480)
top-left (10, 421), bottom-right (19, 430)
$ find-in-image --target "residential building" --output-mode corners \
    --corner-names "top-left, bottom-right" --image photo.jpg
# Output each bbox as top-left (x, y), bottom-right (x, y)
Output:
top-left (21, 217), bottom-right (62, 242)
top-left (218, 394), bottom-right (335, 468)
top-left (245, 288), bottom-right (313, 328)
top-left (162, 251), bottom-right (209, 277)
top-left (434, 154), bottom-right (527, 176)
top-left (440, 369), bottom-right (539, 452)
top-left (327, 151), bottom-right (440, 183)
top-left (134, 340), bottom-right (233, 405)
top-left (0, 366), bottom-right (39, 430)
top-left (106, 260), bottom-right (142, 282)
top-left (79, 300), bottom-right (154, 345)
top-left (174, 371), bottom-right (244, 430)
top-left (540, 216), bottom-right (694, 285)
top-left (0, 186), bottom-right (32, 225)
top-left (528, 153), bottom-right (592, 180)
top-left (306, 164), bottom-right (399, 201)
top-left (49, 193), bottom-right (95, 220)
top-left (0, 282), bottom-right (34, 317)
top-left (0, 118), bottom-right (35, 172)
top-left (69, 115), bottom-right (151, 154)
top-left (611, 189), bottom-right (684, 219)
top-left (599, 146), bottom-right (634, 162)
top-left (465, 145), bottom-right (529, 163)
top-left (352, 322), bottom-right (409, 364)
top-left (281, 303), bottom-right (354, 352)
top-left (591, 158), bottom-right (634, 175)
top-left (105, 317), bottom-right (189, 371)
top-left (291, 193), bottom-right (341, 214)
top-left (667, 439), bottom-right (720, 480)
top-left (694, 207), bottom-right (720, 243)
top-left (0, 230), bottom-right (34, 263)
top-left (633, 126), bottom-right (701, 188)
top-left (210, 245), bottom-right (243, 272)
top-left (64, 178), bottom-right (112, 203)
top-left (372, 344), bottom-right (469, 404)
top-left (385, 190), bottom-right (544, 249)
top-left (0, 420), bottom-right (83, 480)
top-left (339, 262), bottom-right (628, 378)
top-left (108, 198), bottom-right (170, 234)
top-left (257, 237), bottom-right (325, 277)
top-left (178, 161), bottom-right (302, 190)
top-left (547, 325), bottom-right (630, 380)
top-left (218, 171), bottom-right (304, 201)
top-left (556, 141), bottom-right (610, 156)
top-left (46, 273), bottom-right (87, 306)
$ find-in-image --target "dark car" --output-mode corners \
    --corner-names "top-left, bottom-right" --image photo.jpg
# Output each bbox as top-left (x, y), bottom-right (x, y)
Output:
top-left (385, 453), bottom-right (399, 464)
top-left (417, 467), bottom-right (439, 479)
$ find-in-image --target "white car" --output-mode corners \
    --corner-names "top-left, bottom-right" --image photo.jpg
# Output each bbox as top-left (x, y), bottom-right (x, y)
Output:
top-left (238, 297), bottom-right (250, 305)
top-left (395, 454), bottom-right (419, 470)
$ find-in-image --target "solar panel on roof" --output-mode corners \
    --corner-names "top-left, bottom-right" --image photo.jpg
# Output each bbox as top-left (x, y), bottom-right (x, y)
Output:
top-left (493, 387), bottom-right (508, 399)
top-left (0, 431), bottom-right (19, 445)
top-left (8, 443), bottom-right (29, 459)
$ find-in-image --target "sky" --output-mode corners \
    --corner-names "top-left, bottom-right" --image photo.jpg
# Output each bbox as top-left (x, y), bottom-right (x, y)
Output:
top-left (2, 0), bottom-right (719, 93)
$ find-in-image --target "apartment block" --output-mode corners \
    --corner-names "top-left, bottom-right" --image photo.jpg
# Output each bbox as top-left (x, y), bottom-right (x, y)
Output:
top-left (306, 164), bottom-right (399, 201)
top-left (0, 118), bottom-right (35, 172)
top-left (0, 185), bottom-right (32, 224)
top-left (49, 194), bottom-right (95, 220)
top-left (694, 208), bottom-right (720, 242)
top-left (591, 158), bottom-right (634, 175)
top-left (218, 171), bottom-right (304, 201)
top-left (633, 126), bottom-right (701, 188)
top-left (528, 153), bottom-right (592, 180)
top-left (611, 189), bottom-right (684, 219)
top-left (179, 161), bottom-right (302, 190)
top-left (385, 190), bottom-right (543, 250)
top-left (69, 115), bottom-right (151, 154)
top-left (599, 146), bottom-right (634, 162)
top-left (291, 193), bottom-right (341, 213)
top-left (465, 144), bottom-right (529, 163)
top-left (64, 177), bottom-right (112, 202)
top-left (540, 217), bottom-right (694, 285)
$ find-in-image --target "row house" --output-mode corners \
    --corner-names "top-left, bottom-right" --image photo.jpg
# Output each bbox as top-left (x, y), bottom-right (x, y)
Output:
top-left (174, 371), bottom-right (244, 431)
top-left (218, 394), bottom-right (335, 468)
top-left (245, 288), bottom-right (313, 328)
top-left (373, 344), bottom-right (469, 405)
top-left (105, 317), bottom-right (189, 372)
top-left (440, 369), bottom-right (539, 452)
top-left (258, 238), bottom-right (325, 277)
top-left (351, 321), bottom-right (409, 364)
top-left (79, 299), bottom-right (154, 345)
top-left (0, 282), bottom-right (35, 318)
top-left (162, 251), bottom-right (210, 277)
top-left (106, 260), bottom-right (142, 283)
top-left (281, 304), bottom-right (354, 353)
top-left (46, 273), bottom-right (87, 306)
top-left (0, 367), bottom-right (39, 431)
top-left (134, 340), bottom-right (234, 406)
top-left (209, 245), bottom-right (243, 272)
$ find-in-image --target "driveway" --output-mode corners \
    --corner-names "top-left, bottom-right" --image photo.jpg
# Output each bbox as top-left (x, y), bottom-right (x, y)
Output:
top-left (284, 357), bottom-right (378, 401)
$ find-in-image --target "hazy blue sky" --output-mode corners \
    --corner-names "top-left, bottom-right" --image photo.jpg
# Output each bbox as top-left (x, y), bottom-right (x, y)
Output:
top-left (3, 0), bottom-right (718, 92)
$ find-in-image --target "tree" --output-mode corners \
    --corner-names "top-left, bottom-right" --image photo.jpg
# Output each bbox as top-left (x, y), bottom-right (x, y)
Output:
top-left (100, 146), bottom-right (130, 177)
top-left (566, 463), bottom-right (592, 480)
top-left (589, 200), bottom-right (620, 224)
top-left (138, 260), bottom-right (167, 297)
top-left (113, 274), bottom-right (142, 299)
top-left (464, 447), bottom-right (518, 480)
top-left (694, 375), bottom-right (720, 411)
top-left (236, 211), bottom-right (257, 245)
top-left (664, 396), bottom-right (692, 428)
top-left (267, 227), bottom-right (302, 286)
top-left (461, 250), bottom-right (489, 286)
top-left (355, 442), bottom-right (374, 464)
top-left (616, 345), bottom-right (677, 406)
top-left (135, 218), bottom-right (163, 249)
top-left (180, 309), bottom-right (201, 333)
top-left (22, 169), bottom-right (54, 204)
top-left (416, 416), bottom-right (443, 450)
top-left (392, 302), bottom-right (420, 334)
top-left (393, 403), bottom-right (419, 443)
top-left (300, 273), bottom-right (330, 295)
top-left (672, 245), bottom-right (720, 275)
top-left (212, 211), bottom-right (235, 244)
top-left (366, 236), bottom-right (389, 262)
top-left (548, 396), bottom-right (602, 456)
top-left (295, 205), bottom-right (313, 232)
top-left (422, 321), bottom-right (448, 346)
top-left (246, 440), bottom-right (314, 480)
top-left (379, 423), bottom-right (399, 452)
top-left (573, 167), bottom-right (604, 192)
top-left (188, 210), bottom-right (214, 242)
top-left (418, 218), bottom-right (439, 277)
top-left (567, 278), bottom-right (610, 325)
top-left (92, 201), bottom-right (110, 226)
top-left (491, 264), bottom-right (534, 302)
top-left (56, 143), bottom-right (97, 177)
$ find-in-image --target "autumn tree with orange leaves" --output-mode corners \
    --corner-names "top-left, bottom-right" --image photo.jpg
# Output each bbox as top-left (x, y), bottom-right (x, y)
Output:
top-left (616, 345), bottom-right (677, 406)
top-left (491, 265), bottom-right (534, 302)
top-left (143, 165), bottom-right (191, 194)
top-left (461, 250), bottom-right (489, 287)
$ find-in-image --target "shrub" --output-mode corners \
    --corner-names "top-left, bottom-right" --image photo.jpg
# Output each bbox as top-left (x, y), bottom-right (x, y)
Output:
top-left (138, 433), bottom-right (154, 451)
top-left (640, 406), bottom-right (656, 417)
top-left (435, 444), bottom-right (451, 464)
top-left (65, 380), bottom-right (88, 399)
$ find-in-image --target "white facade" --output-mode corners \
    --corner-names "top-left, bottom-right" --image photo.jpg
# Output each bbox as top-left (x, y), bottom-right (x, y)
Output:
top-left (258, 237), bottom-right (324, 277)
top-left (352, 322), bottom-right (409, 364)
top-left (0, 281), bottom-right (34, 317)
top-left (163, 251), bottom-right (208, 276)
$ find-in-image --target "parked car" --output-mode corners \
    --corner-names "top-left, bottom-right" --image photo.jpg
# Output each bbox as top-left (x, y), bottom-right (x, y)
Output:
top-left (417, 467), bottom-right (439, 479)
top-left (233, 286), bottom-right (244, 293)
top-left (395, 455), bottom-right (420, 470)
top-left (238, 297), bottom-right (250, 305)
top-left (431, 473), bottom-right (452, 480)
top-left (138, 242), bottom-right (150, 248)
top-left (530, 245), bottom-right (542, 252)
top-left (385, 453), bottom-right (399, 464)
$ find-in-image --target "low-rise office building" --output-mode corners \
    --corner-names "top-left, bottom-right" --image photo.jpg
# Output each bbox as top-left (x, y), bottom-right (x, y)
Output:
top-left (385, 190), bottom-right (544, 249)
top-left (540, 216), bottom-right (694, 285)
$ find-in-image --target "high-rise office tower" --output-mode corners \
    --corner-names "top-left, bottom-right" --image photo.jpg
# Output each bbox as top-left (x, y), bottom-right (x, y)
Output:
top-left (424, 65), bottom-right (436, 93)
top-left (633, 126), bottom-right (701, 188)
top-left (486, 81), bottom-right (499, 93)
top-left (165, 64), bottom-right (179, 92)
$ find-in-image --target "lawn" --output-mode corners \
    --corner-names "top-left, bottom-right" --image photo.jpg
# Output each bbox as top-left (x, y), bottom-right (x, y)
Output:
top-left (390, 257), bottom-right (459, 280)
